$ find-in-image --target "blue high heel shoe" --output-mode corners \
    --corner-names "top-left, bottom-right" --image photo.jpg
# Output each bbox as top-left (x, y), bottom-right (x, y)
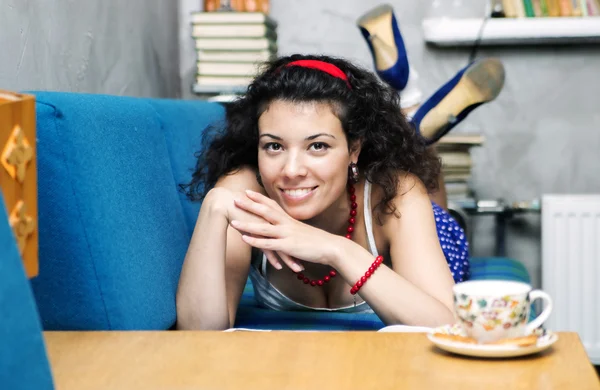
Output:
top-left (357, 4), bottom-right (410, 91)
top-left (410, 58), bottom-right (505, 145)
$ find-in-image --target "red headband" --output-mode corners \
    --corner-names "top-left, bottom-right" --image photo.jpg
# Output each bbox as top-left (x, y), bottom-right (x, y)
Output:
top-left (284, 60), bottom-right (352, 89)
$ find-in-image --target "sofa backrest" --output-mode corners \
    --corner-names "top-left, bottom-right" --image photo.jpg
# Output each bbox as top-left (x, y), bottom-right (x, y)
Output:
top-left (30, 92), bottom-right (224, 330)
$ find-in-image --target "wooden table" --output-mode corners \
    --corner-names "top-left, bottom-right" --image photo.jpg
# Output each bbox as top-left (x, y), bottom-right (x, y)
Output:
top-left (44, 331), bottom-right (598, 389)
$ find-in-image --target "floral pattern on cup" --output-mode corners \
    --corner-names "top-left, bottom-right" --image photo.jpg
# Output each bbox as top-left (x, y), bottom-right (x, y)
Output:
top-left (452, 281), bottom-right (553, 344)
top-left (454, 294), bottom-right (529, 332)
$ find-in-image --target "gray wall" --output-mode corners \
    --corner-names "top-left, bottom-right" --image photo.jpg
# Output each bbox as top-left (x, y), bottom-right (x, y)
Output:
top-left (264, 0), bottom-right (600, 288)
top-left (0, 0), bottom-right (180, 97)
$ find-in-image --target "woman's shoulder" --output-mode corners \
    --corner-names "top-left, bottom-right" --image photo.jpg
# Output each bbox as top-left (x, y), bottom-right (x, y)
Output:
top-left (367, 171), bottom-right (434, 248)
top-left (367, 171), bottom-right (429, 225)
top-left (369, 171), bottom-right (428, 206)
top-left (214, 166), bottom-right (266, 195)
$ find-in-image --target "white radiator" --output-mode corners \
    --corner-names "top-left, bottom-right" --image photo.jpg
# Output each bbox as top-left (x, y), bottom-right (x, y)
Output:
top-left (542, 195), bottom-right (600, 364)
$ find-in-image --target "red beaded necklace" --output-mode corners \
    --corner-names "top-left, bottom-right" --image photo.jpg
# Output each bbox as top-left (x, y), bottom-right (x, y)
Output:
top-left (295, 183), bottom-right (357, 286)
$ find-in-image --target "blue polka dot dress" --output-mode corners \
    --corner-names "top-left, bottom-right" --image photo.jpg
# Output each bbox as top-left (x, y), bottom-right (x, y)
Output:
top-left (432, 202), bottom-right (470, 283)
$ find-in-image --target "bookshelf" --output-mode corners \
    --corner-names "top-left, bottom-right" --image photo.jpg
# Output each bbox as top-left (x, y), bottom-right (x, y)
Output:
top-left (422, 17), bottom-right (600, 46)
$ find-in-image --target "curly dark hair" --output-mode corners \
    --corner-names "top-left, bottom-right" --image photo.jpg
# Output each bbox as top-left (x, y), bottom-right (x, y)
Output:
top-left (183, 53), bottom-right (441, 219)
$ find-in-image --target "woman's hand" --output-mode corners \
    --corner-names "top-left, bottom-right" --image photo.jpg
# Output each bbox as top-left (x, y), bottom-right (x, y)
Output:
top-left (229, 190), bottom-right (339, 267)
top-left (206, 187), bottom-right (303, 272)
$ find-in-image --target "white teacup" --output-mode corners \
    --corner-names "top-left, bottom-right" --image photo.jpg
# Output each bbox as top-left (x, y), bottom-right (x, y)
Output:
top-left (453, 280), bottom-right (553, 344)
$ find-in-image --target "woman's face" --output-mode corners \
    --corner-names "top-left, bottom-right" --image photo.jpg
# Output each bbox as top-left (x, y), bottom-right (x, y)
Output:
top-left (257, 100), bottom-right (360, 221)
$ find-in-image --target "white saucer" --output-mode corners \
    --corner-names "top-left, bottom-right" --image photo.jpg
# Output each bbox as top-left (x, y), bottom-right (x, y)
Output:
top-left (427, 324), bottom-right (558, 358)
top-left (378, 325), bottom-right (433, 333)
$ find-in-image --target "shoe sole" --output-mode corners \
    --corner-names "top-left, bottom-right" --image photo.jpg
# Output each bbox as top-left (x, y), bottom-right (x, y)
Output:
top-left (420, 58), bottom-right (505, 140)
top-left (356, 4), bottom-right (398, 71)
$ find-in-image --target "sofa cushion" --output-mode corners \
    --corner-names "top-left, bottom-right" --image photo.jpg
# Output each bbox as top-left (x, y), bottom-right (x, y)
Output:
top-left (147, 98), bottom-right (225, 237)
top-left (30, 92), bottom-right (224, 330)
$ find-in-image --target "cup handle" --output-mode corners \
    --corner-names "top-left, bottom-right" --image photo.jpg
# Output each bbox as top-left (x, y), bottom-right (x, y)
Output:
top-left (525, 290), bottom-right (553, 334)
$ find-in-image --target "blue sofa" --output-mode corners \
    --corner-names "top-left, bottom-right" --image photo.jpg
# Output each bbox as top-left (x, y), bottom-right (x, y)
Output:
top-left (1, 196), bottom-right (53, 389)
top-left (23, 92), bottom-right (531, 331)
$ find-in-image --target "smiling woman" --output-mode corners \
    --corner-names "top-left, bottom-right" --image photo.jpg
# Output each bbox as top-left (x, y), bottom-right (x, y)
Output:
top-left (176, 54), bottom-right (469, 331)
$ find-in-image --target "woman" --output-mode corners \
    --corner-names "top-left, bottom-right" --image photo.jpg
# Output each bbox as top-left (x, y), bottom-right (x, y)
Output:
top-left (176, 54), bottom-right (467, 331)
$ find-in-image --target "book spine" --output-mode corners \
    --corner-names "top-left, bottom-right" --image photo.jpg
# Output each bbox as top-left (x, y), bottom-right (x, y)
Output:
top-left (514, 0), bottom-right (527, 16)
top-left (558, 0), bottom-right (573, 14)
top-left (531, 0), bottom-right (543, 15)
top-left (203, 0), bottom-right (218, 11)
top-left (588, 0), bottom-right (599, 15)
top-left (571, 0), bottom-right (583, 14)
top-left (197, 63), bottom-right (261, 76)
top-left (196, 51), bottom-right (273, 63)
top-left (191, 25), bottom-right (276, 39)
top-left (580, 0), bottom-right (588, 15)
top-left (194, 39), bottom-right (276, 51)
top-left (546, 0), bottom-right (561, 15)
top-left (523, 0), bottom-right (536, 16)
top-left (190, 12), bottom-right (275, 27)
top-left (540, 0), bottom-right (550, 15)
top-left (502, 0), bottom-right (518, 16)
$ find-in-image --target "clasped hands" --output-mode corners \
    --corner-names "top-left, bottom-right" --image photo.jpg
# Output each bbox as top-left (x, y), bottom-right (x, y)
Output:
top-left (229, 190), bottom-right (338, 272)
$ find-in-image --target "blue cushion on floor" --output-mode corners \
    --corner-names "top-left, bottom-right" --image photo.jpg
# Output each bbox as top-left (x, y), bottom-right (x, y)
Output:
top-left (235, 279), bottom-right (384, 330)
top-left (0, 194), bottom-right (54, 389)
top-left (469, 257), bottom-right (531, 283)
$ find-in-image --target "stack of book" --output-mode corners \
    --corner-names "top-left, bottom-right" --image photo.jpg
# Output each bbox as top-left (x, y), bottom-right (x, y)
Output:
top-left (191, 11), bottom-right (278, 96)
top-left (499, 0), bottom-right (600, 17)
top-left (435, 134), bottom-right (484, 201)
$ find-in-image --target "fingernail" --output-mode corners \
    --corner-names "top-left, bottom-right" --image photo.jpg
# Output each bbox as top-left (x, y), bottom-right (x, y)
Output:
top-left (230, 220), bottom-right (239, 226)
top-left (274, 263), bottom-right (282, 270)
top-left (292, 263), bottom-right (303, 273)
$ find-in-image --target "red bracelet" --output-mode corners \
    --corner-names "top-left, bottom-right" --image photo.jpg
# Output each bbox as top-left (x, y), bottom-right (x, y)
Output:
top-left (350, 255), bottom-right (383, 295)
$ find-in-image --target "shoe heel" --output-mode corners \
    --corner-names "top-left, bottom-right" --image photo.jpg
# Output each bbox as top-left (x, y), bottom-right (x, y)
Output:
top-left (357, 4), bottom-right (410, 90)
top-left (411, 58), bottom-right (505, 144)
top-left (462, 58), bottom-right (505, 103)
top-left (357, 5), bottom-right (397, 70)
